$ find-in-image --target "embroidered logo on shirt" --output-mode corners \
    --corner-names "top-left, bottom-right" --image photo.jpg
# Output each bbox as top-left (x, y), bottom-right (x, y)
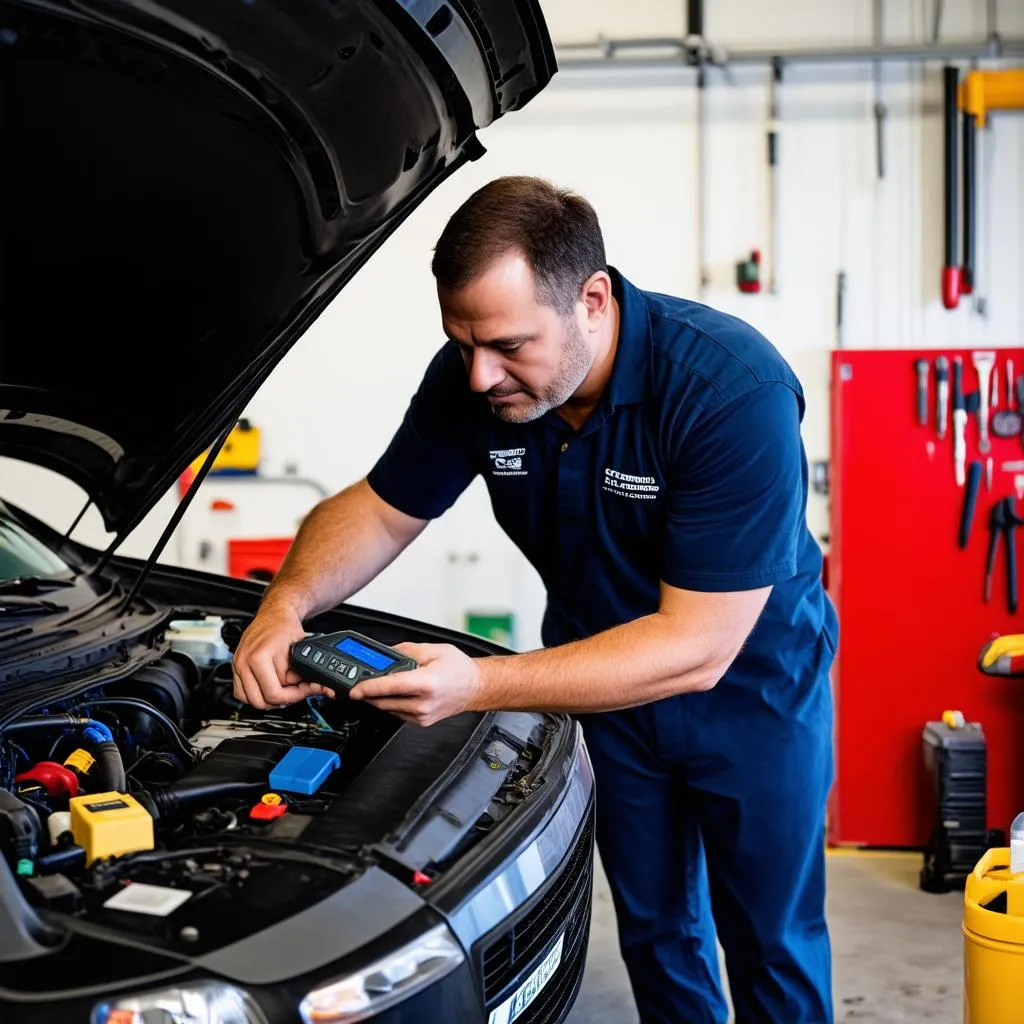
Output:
top-left (490, 447), bottom-right (527, 476)
top-left (603, 467), bottom-right (660, 500)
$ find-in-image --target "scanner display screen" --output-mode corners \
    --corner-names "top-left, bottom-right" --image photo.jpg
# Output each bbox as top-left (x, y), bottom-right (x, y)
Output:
top-left (335, 635), bottom-right (396, 671)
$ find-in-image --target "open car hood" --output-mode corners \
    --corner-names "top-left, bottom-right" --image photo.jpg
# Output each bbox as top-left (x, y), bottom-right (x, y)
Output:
top-left (1, 0), bottom-right (555, 538)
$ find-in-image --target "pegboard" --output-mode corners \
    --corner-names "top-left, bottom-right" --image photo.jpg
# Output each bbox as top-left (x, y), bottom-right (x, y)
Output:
top-left (828, 347), bottom-right (1024, 848)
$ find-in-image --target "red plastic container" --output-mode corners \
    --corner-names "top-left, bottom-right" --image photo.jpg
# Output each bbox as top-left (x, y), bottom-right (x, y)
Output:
top-left (227, 537), bottom-right (292, 582)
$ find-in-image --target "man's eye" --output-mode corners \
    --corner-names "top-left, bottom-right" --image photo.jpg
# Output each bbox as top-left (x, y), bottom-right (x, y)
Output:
top-left (496, 344), bottom-right (522, 355)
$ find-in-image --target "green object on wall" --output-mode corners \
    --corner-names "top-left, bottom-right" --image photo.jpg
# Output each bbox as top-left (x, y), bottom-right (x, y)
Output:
top-left (465, 609), bottom-right (515, 649)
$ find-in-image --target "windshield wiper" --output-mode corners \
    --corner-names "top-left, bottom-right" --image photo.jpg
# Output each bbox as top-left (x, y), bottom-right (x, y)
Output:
top-left (0, 595), bottom-right (69, 617)
top-left (0, 576), bottom-right (77, 595)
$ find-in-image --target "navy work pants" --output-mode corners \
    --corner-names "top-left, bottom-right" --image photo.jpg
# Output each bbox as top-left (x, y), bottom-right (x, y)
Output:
top-left (578, 678), bottom-right (834, 1024)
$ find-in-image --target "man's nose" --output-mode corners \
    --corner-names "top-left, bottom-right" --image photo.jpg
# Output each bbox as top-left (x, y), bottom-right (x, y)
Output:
top-left (467, 349), bottom-right (503, 393)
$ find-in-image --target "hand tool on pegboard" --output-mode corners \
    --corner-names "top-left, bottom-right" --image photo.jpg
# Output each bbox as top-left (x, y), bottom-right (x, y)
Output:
top-left (953, 355), bottom-right (967, 485)
top-left (973, 351), bottom-right (995, 454)
top-left (1016, 376), bottom-right (1024, 445)
top-left (959, 460), bottom-right (983, 548)
top-left (985, 496), bottom-right (1023, 613)
top-left (915, 358), bottom-right (929, 427)
top-left (935, 356), bottom-right (949, 439)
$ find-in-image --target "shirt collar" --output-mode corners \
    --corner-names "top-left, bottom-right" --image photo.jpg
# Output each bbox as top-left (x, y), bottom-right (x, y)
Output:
top-left (603, 266), bottom-right (652, 409)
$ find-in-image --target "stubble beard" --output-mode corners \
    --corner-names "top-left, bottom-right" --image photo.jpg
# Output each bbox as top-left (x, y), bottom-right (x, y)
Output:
top-left (489, 318), bottom-right (593, 425)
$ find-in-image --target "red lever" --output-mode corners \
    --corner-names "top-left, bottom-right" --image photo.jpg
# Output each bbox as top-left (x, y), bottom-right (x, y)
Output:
top-left (942, 266), bottom-right (961, 309)
top-left (16, 762), bottom-right (79, 798)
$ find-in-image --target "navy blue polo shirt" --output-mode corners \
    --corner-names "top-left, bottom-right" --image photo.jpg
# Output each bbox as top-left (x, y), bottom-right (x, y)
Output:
top-left (367, 268), bottom-right (837, 701)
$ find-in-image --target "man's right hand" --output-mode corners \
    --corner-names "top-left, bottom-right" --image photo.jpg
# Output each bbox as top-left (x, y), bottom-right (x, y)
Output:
top-left (232, 600), bottom-right (336, 710)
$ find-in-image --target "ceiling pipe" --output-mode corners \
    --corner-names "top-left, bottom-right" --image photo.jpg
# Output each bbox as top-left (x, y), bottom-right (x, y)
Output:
top-left (552, 37), bottom-right (1021, 71)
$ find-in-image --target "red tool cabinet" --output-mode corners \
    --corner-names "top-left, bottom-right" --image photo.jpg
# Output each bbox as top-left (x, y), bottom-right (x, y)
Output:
top-left (828, 347), bottom-right (1024, 848)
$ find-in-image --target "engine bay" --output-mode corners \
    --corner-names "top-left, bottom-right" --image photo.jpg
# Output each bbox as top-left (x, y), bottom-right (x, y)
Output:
top-left (0, 614), bottom-right (547, 965)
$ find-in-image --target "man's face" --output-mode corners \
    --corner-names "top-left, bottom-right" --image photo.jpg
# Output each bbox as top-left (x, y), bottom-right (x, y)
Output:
top-left (438, 252), bottom-right (594, 424)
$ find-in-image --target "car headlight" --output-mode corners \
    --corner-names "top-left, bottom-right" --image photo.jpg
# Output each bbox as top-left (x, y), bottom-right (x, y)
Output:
top-left (91, 981), bottom-right (265, 1024)
top-left (300, 923), bottom-right (465, 1023)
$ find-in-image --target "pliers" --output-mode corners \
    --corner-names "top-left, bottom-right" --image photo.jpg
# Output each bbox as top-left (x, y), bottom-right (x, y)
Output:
top-left (985, 496), bottom-right (1023, 614)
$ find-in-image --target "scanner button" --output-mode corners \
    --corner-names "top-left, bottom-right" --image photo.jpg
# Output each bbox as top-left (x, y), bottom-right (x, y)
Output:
top-left (312, 651), bottom-right (323, 664)
top-left (347, 665), bottom-right (359, 680)
top-left (300, 645), bottom-right (311, 657)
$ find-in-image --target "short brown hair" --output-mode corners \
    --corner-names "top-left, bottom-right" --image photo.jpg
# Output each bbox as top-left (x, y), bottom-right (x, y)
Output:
top-left (431, 176), bottom-right (607, 317)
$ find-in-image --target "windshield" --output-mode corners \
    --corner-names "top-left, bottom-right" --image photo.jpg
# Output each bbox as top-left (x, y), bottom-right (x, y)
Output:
top-left (0, 511), bottom-right (70, 580)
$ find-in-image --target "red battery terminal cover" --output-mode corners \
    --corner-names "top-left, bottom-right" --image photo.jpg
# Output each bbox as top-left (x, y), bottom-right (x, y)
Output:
top-left (16, 761), bottom-right (79, 798)
top-left (250, 792), bottom-right (287, 820)
top-left (250, 803), bottom-right (288, 821)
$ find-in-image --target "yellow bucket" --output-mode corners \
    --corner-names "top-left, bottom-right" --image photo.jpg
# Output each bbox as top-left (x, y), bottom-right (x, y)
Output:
top-left (963, 847), bottom-right (1024, 1022)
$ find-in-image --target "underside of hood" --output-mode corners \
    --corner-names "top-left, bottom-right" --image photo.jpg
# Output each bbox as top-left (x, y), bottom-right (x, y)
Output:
top-left (0, 0), bottom-right (555, 538)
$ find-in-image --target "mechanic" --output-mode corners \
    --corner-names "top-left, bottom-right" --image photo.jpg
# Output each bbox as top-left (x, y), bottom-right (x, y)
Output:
top-left (232, 175), bottom-right (838, 1024)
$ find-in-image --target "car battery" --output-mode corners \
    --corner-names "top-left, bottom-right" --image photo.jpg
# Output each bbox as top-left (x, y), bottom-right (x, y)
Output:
top-left (919, 716), bottom-right (988, 893)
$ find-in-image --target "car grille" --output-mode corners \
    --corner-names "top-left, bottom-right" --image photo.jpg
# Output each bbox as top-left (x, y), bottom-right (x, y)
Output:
top-left (479, 810), bottom-right (595, 1023)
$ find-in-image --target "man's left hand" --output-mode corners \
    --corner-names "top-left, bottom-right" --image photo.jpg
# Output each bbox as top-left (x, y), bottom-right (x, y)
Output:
top-left (348, 642), bottom-right (483, 726)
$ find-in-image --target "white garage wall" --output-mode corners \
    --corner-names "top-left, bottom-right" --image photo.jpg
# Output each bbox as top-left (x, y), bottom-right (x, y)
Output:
top-left (4, 0), bottom-right (1022, 651)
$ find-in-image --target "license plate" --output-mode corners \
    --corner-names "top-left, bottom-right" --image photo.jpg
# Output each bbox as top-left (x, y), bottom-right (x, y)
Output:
top-left (487, 932), bottom-right (564, 1024)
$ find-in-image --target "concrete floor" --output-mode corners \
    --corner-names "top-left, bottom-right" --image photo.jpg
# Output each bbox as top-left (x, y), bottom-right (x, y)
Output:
top-left (566, 851), bottom-right (965, 1023)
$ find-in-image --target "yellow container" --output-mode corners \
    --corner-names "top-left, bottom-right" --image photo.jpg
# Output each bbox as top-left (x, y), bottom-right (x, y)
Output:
top-left (963, 847), bottom-right (1024, 1022)
top-left (188, 419), bottom-right (261, 476)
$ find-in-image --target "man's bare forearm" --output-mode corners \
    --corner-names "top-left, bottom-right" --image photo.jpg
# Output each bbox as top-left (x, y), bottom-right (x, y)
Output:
top-left (471, 610), bottom-right (737, 714)
top-left (259, 479), bottom-right (427, 620)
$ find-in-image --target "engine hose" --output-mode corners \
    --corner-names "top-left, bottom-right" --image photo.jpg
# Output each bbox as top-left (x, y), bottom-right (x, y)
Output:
top-left (92, 741), bottom-right (126, 793)
top-left (3, 716), bottom-right (112, 741)
top-left (136, 777), bottom-right (265, 819)
top-left (73, 698), bottom-right (197, 763)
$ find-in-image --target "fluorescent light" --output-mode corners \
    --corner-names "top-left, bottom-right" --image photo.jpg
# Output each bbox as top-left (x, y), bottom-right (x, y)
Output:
top-left (300, 923), bottom-right (465, 1023)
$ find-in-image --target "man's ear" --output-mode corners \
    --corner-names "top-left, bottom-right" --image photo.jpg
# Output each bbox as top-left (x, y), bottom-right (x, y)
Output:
top-left (579, 271), bottom-right (612, 327)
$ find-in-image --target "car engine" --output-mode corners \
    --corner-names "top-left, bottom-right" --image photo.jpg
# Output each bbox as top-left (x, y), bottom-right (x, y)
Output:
top-left (0, 615), bottom-right (545, 958)
top-left (0, 622), bottom-right (404, 953)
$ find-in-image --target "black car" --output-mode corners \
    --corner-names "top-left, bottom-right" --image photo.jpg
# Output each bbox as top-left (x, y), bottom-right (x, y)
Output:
top-left (0, 2), bottom-right (596, 1022)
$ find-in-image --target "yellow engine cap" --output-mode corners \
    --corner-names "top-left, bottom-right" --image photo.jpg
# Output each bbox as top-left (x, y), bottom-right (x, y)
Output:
top-left (261, 792), bottom-right (283, 806)
top-left (64, 748), bottom-right (95, 773)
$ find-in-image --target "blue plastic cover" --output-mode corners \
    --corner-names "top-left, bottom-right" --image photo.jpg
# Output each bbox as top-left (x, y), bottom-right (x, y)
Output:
top-left (269, 746), bottom-right (341, 796)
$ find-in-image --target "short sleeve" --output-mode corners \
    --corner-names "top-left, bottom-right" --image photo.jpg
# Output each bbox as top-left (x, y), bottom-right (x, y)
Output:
top-left (366, 343), bottom-right (480, 520)
top-left (660, 381), bottom-right (806, 592)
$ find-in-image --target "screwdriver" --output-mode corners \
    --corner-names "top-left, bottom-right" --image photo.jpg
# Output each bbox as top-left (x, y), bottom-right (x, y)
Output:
top-left (953, 356), bottom-right (966, 486)
top-left (935, 356), bottom-right (949, 439)
top-left (915, 358), bottom-right (929, 426)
